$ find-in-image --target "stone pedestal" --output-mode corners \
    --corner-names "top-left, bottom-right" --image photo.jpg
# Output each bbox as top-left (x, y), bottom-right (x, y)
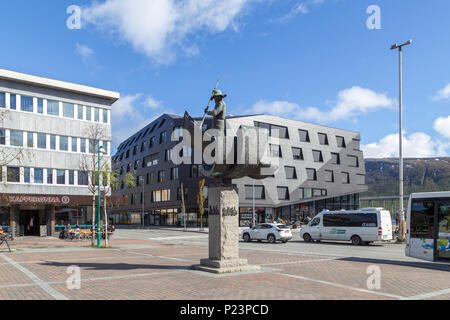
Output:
top-left (192, 185), bottom-right (260, 274)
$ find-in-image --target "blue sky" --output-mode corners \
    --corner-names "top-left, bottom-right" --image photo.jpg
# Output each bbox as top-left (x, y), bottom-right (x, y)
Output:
top-left (1, 0), bottom-right (449, 157)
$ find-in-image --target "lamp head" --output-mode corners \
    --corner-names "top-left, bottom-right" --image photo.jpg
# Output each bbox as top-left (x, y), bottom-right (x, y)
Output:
top-left (98, 146), bottom-right (106, 154)
top-left (390, 44), bottom-right (398, 50)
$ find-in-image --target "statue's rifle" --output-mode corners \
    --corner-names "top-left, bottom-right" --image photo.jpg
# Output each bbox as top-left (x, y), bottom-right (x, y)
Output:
top-left (200, 78), bottom-right (220, 128)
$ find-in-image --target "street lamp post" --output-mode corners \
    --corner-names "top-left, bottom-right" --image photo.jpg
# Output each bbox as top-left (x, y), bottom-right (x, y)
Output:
top-left (391, 39), bottom-right (412, 242)
top-left (140, 176), bottom-right (145, 228)
top-left (97, 145), bottom-right (105, 247)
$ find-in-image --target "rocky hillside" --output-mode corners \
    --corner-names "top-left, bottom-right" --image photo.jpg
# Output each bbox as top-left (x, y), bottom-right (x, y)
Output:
top-left (363, 157), bottom-right (450, 197)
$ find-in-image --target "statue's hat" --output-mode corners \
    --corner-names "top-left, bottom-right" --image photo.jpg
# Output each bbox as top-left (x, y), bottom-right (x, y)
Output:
top-left (212, 89), bottom-right (227, 98)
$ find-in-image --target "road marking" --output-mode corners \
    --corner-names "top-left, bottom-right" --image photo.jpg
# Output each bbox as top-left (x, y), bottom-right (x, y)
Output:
top-left (401, 288), bottom-right (450, 300)
top-left (275, 272), bottom-right (403, 299)
top-left (147, 235), bottom-right (208, 241)
top-left (127, 250), bottom-right (197, 263)
top-left (0, 270), bottom-right (186, 290)
top-left (261, 258), bottom-right (337, 266)
top-left (0, 254), bottom-right (68, 300)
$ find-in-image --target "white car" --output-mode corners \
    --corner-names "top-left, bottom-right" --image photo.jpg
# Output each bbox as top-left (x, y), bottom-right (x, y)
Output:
top-left (242, 223), bottom-right (292, 243)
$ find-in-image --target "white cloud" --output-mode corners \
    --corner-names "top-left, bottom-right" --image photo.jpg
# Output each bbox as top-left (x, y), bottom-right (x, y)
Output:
top-left (75, 43), bottom-right (94, 61)
top-left (432, 83), bottom-right (450, 100)
top-left (274, 0), bottom-right (327, 23)
top-left (361, 132), bottom-right (448, 158)
top-left (81, 0), bottom-right (255, 64)
top-left (111, 93), bottom-right (173, 150)
top-left (247, 86), bottom-right (395, 123)
top-left (434, 115), bottom-right (450, 139)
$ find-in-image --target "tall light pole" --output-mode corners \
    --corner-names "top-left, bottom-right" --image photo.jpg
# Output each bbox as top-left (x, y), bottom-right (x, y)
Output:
top-left (140, 176), bottom-right (145, 228)
top-left (252, 183), bottom-right (256, 226)
top-left (391, 39), bottom-right (412, 242)
top-left (97, 145), bottom-right (105, 247)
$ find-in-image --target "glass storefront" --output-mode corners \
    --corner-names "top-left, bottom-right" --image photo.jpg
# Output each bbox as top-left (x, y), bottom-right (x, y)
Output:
top-left (0, 207), bottom-right (9, 228)
top-left (55, 206), bottom-right (93, 227)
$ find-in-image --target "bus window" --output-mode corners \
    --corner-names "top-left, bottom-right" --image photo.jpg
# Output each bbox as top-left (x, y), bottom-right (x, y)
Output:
top-left (310, 217), bottom-right (321, 227)
top-left (411, 201), bottom-right (435, 238)
top-left (438, 203), bottom-right (450, 260)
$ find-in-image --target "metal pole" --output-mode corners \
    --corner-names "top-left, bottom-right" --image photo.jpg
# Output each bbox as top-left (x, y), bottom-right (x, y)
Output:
top-left (252, 183), bottom-right (256, 226)
top-left (398, 47), bottom-right (405, 242)
top-left (97, 148), bottom-right (101, 247)
top-left (141, 177), bottom-right (144, 228)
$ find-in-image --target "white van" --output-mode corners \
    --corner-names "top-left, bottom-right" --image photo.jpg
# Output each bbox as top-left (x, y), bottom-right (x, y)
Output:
top-left (300, 208), bottom-right (393, 245)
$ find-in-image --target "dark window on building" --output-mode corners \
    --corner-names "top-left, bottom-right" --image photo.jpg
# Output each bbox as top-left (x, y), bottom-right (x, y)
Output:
top-left (149, 137), bottom-right (156, 148)
top-left (318, 133), bottom-right (329, 145)
top-left (285, 166), bottom-right (297, 179)
top-left (146, 172), bottom-right (153, 184)
top-left (158, 170), bottom-right (165, 183)
top-left (34, 168), bottom-right (43, 184)
top-left (60, 136), bottom-right (68, 151)
top-left (244, 185), bottom-right (265, 200)
top-left (306, 168), bottom-right (317, 181)
top-left (191, 165), bottom-right (199, 178)
top-left (160, 131), bottom-right (167, 144)
top-left (24, 168), bottom-right (31, 183)
top-left (10, 130), bottom-right (23, 147)
top-left (255, 122), bottom-right (289, 139)
top-left (171, 167), bottom-right (179, 180)
top-left (126, 150), bottom-right (130, 158)
top-left (312, 150), bottom-right (323, 162)
top-left (57, 170), bottom-right (65, 185)
top-left (21, 96), bottom-right (34, 112)
top-left (352, 139), bottom-right (361, 151)
top-left (133, 146), bottom-right (137, 156)
top-left (165, 149), bottom-right (172, 162)
top-left (140, 141), bottom-right (146, 152)
top-left (342, 172), bottom-right (350, 184)
top-left (0, 93), bottom-right (5, 108)
top-left (292, 147), bottom-right (303, 160)
top-left (69, 171), bottom-right (75, 185)
top-left (47, 169), bottom-right (53, 184)
top-left (299, 129), bottom-right (310, 142)
top-left (277, 187), bottom-right (289, 200)
top-left (348, 155), bottom-right (359, 167)
top-left (331, 153), bottom-right (341, 165)
top-left (0, 128), bottom-right (5, 145)
top-left (325, 170), bottom-right (334, 182)
top-left (7, 167), bottom-right (20, 182)
top-left (269, 144), bottom-right (282, 158)
top-left (10, 94), bottom-right (16, 110)
top-left (336, 136), bottom-right (346, 148)
top-left (38, 98), bottom-right (44, 114)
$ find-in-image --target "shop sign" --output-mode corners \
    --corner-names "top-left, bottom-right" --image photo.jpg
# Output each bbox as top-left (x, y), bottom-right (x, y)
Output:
top-left (8, 195), bottom-right (70, 204)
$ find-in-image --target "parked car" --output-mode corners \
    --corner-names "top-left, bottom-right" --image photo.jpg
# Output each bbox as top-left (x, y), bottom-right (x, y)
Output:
top-left (300, 208), bottom-right (393, 245)
top-left (242, 223), bottom-right (292, 243)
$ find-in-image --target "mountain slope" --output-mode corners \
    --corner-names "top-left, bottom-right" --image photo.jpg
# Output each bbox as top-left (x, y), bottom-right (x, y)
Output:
top-left (363, 157), bottom-right (450, 197)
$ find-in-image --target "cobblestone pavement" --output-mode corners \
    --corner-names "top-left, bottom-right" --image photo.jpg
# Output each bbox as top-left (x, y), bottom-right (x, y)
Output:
top-left (0, 231), bottom-right (449, 300)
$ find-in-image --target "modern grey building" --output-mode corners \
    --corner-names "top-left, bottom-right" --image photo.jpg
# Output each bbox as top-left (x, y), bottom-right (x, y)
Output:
top-left (111, 113), bottom-right (368, 227)
top-left (0, 68), bottom-right (119, 237)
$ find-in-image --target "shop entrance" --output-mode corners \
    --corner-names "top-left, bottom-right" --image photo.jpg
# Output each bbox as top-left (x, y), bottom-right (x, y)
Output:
top-left (19, 211), bottom-right (40, 236)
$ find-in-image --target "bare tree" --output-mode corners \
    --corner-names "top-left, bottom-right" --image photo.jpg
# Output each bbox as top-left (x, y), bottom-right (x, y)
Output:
top-left (79, 123), bottom-right (108, 246)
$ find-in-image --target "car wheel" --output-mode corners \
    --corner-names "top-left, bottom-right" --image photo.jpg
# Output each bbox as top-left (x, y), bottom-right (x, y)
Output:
top-left (267, 234), bottom-right (276, 244)
top-left (303, 233), bottom-right (312, 242)
top-left (243, 233), bottom-right (251, 242)
top-left (351, 235), bottom-right (362, 246)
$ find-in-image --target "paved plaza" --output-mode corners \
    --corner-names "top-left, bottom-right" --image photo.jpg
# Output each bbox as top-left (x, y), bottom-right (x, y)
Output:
top-left (0, 228), bottom-right (449, 300)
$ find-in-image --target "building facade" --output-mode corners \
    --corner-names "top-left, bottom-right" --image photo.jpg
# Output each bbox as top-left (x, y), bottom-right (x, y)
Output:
top-left (111, 113), bottom-right (368, 227)
top-left (0, 69), bottom-right (119, 237)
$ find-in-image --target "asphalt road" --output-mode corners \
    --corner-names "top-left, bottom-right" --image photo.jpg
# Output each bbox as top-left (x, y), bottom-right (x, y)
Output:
top-left (114, 227), bottom-right (425, 263)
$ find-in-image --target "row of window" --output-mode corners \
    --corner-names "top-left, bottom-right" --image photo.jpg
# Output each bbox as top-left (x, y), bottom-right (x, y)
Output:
top-left (284, 166), bottom-right (352, 183)
top-left (245, 185), bottom-right (328, 202)
top-left (270, 145), bottom-right (359, 167)
top-left (120, 167), bottom-right (180, 190)
top-left (0, 166), bottom-right (89, 185)
top-left (0, 92), bottom-right (109, 123)
top-left (129, 187), bottom-right (191, 205)
top-left (255, 121), bottom-right (358, 149)
top-left (0, 129), bottom-right (109, 155)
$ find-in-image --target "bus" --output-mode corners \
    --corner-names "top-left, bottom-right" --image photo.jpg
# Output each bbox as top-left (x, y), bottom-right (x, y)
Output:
top-left (406, 192), bottom-right (450, 262)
